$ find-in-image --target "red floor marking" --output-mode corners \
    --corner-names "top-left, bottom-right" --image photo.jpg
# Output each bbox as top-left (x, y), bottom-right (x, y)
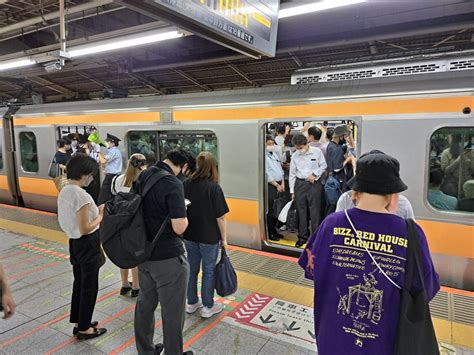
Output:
top-left (19, 244), bottom-right (69, 259)
top-left (227, 245), bottom-right (299, 263)
top-left (183, 312), bottom-right (228, 350)
top-left (0, 203), bottom-right (57, 216)
top-left (9, 261), bottom-right (63, 281)
top-left (108, 320), bottom-right (163, 355)
top-left (0, 288), bottom-right (119, 350)
top-left (46, 304), bottom-right (136, 355)
top-left (0, 250), bottom-right (27, 260)
top-left (441, 286), bottom-right (474, 297)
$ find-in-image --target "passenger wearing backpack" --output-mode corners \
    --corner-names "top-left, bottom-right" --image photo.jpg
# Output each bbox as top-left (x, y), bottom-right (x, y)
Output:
top-left (111, 153), bottom-right (147, 298)
top-left (133, 150), bottom-right (192, 355)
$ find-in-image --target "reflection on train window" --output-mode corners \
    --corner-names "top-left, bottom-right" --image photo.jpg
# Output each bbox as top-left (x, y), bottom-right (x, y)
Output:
top-left (128, 131), bottom-right (158, 165)
top-left (158, 132), bottom-right (218, 162)
top-left (428, 127), bottom-right (474, 213)
top-left (19, 132), bottom-right (39, 173)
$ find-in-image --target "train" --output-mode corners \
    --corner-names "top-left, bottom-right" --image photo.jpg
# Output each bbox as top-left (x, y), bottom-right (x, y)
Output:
top-left (1, 58), bottom-right (473, 291)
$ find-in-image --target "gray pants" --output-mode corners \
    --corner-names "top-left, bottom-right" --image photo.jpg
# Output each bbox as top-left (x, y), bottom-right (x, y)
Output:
top-left (295, 178), bottom-right (323, 241)
top-left (134, 255), bottom-right (190, 355)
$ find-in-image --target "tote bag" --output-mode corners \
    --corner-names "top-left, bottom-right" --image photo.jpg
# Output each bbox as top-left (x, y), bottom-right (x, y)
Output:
top-left (215, 247), bottom-right (238, 297)
top-left (394, 219), bottom-right (439, 355)
top-left (48, 158), bottom-right (61, 178)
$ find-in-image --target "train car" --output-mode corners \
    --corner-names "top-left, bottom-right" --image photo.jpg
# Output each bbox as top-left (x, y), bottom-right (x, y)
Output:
top-left (1, 61), bottom-right (473, 291)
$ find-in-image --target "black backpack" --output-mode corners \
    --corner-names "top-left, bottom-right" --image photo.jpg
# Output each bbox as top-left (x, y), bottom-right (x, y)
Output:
top-left (100, 166), bottom-right (170, 268)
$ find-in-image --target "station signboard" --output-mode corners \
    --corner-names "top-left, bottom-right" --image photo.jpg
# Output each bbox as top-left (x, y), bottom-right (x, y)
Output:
top-left (115, 0), bottom-right (279, 58)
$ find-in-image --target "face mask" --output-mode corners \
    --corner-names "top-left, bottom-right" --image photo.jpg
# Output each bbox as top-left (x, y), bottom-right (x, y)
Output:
top-left (266, 145), bottom-right (274, 153)
top-left (84, 175), bottom-right (94, 187)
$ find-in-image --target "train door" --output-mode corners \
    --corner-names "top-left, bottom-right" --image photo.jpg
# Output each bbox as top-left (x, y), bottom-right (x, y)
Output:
top-left (262, 119), bottom-right (359, 251)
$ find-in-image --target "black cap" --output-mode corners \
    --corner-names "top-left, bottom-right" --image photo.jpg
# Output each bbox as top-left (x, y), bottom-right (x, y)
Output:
top-left (105, 133), bottom-right (121, 144)
top-left (347, 152), bottom-right (408, 195)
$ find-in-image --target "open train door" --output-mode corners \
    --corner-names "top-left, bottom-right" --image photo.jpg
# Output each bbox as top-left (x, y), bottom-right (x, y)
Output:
top-left (1, 106), bottom-right (24, 207)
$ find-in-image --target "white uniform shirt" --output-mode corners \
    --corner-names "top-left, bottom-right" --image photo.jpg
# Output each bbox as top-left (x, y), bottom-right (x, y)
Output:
top-left (265, 151), bottom-right (284, 183)
top-left (57, 184), bottom-right (99, 239)
top-left (289, 146), bottom-right (327, 193)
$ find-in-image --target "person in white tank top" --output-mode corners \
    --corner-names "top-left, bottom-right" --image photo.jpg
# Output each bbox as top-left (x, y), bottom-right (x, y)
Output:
top-left (111, 153), bottom-right (147, 297)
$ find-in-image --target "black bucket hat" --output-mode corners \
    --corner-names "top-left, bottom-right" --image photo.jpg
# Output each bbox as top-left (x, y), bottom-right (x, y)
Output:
top-left (333, 124), bottom-right (351, 137)
top-left (347, 152), bottom-right (408, 195)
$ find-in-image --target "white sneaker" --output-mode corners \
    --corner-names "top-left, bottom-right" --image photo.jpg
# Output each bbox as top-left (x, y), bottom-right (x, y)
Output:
top-left (200, 303), bottom-right (223, 319)
top-left (186, 300), bottom-right (203, 314)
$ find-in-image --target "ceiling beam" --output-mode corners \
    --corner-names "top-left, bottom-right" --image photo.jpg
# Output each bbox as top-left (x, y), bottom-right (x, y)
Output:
top-left (288, 52), bottom-right (303, 67)
top-left (27, 76), bottom-right (75, 96)
top-left (74, 70), bottom-right (111, 89)
top-left (175, 70), bottom-right (212, 92)
top-left (226, 62), bottom-right (260, 87)
top-left (127, 73), bottom-right (166, 95)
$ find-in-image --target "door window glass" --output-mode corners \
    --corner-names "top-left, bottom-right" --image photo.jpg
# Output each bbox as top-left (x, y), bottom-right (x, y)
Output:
top-left (20, 131), bottom-right (39, 173)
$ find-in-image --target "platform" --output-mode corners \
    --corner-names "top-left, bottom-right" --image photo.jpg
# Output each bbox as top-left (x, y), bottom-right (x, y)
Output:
top-left (0, 204), bottom-right (473, 354)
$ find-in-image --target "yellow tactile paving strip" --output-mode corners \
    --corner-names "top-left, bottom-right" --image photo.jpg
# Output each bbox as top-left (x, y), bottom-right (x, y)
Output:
top-left (0, 213), bottom-right (473, 350)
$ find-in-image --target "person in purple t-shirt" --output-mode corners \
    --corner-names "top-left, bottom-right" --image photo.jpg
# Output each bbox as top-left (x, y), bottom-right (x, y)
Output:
top-left (299, 151), bottom-right (440, 355)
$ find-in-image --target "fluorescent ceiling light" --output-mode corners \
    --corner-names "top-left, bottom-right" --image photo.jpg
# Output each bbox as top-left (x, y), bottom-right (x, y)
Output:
top-left (0, 58), bottom-right (35, 71)
top-left (279, 0), bottom-right (365, 19)
top-left (68, 30), bottom-right (184, 58)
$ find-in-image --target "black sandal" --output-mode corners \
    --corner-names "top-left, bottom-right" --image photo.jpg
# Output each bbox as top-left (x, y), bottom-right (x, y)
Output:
top-left (73, 321), bottom-right (98, 335)
top-left (76, 327), bottom-right (107, 340)
top-left (120, 282), bottom-right (132, 295)
top-left (131, 289), bottom-right (140, 298)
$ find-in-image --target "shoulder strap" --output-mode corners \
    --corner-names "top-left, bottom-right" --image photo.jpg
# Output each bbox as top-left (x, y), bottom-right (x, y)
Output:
top-left (344, 209), bottom-right (402, 289)
top-left (404, 218), bottom-right (426, 292)
top-left (140, 166), bottom-right (171, 197)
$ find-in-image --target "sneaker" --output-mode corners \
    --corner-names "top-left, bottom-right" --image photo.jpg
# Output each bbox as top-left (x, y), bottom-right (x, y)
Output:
top-left (200, 303), bottom-right (223, 319)
top-left (186, 300), bottom-right (203, 314)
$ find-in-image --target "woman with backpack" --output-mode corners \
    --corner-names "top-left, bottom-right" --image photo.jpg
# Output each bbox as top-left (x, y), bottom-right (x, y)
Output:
top-left (183, 152), bottom-right (229, 319)
top-left (111, 153), bottom-right (147, 297)
top-left (57, 154), bottom-right (107, 340)
top-left (298, 151), bottom-right (440, 354)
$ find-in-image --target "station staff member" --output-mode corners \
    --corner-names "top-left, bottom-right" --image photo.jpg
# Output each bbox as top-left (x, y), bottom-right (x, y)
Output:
top-left (265, 136), bottom-right (285, 241)
top-left (98, 134), bottom-right (123, 204)
top-left (290, 134), bottom-right (327, 248)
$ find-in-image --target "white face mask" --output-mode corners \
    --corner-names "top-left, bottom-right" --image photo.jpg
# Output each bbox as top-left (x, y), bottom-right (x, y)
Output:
top-left (84, 175), bottom-right (94, 187)
top-left (266, 145), bottom-right (274, 153)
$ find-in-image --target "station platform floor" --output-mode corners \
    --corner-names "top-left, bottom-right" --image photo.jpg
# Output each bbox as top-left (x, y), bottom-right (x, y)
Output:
top-left (0, 203), bottom-right (473, 354)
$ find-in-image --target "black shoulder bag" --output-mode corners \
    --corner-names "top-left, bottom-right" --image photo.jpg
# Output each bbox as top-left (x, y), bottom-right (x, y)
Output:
top-left (394, 219), bottom-right (439, 355)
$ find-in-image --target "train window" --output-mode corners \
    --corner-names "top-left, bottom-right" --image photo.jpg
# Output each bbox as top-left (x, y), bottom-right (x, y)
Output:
top-left (428, 127), bottom-right (474, 213)
top-left (158, 132), bottom-right (218, 162)
top-left (127, 131), bottom-right (159, 165)
top-left (19, 131), bottom-right (39, 173)
top-left (264, 120), bottom-right (358, 248)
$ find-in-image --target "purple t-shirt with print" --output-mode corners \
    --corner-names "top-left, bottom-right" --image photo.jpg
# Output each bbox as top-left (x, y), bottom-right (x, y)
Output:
top-left (299, 208), bottom-right (439, 355)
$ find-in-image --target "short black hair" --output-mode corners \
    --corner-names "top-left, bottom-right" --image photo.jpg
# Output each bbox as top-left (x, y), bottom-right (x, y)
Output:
top-left (57, 138), bottom-right (69, 148)
top-left (66, 154), bottom-right (98, 180)
top-left (266, 135), bottom-right (275, 143)
top-left (284, 134), bottom-right (294, 146)
top-left (326, 128), bottom-right (334, 141)
top-left (308, 126), bottom-right (322, 141)
top-left (165, 150), bottom-right (188, 168)
top-left (429, 169), bottom-right (443, 187)
top-left (276, 124), bottom-right (286, 135)
top-left (179, 149), bottom-right (196, 173)
top-left (292, 134), bottom-right (308, 146)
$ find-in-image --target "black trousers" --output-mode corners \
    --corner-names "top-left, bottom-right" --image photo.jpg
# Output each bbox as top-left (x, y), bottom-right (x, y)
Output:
top-left (267, 183), bottom-right (280, 238)
top-left (98, 173), bottom-right (117, 205)
top-left (69, 231), bottom-right (101, 331)
top-left (294, 178), bottom-right (323, 242)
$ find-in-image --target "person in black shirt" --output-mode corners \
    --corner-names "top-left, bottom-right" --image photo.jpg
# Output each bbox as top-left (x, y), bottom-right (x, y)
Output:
top-left (54, 138), bottom-right (72, 173)
top-left (176, 149), bottom-right (196, 182)
top-left (183, 152), bottom-right (229, 319)
top-left (134, 151), bottom-right (192, 355)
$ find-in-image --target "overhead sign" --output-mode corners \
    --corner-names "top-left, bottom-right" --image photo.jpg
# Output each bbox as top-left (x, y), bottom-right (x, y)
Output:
top-left (115, 0), bottom-right (279, 58)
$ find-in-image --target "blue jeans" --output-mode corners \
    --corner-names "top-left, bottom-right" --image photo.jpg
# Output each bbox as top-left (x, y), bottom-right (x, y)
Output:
top-left (184, 240), bottom-right (219, 308)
